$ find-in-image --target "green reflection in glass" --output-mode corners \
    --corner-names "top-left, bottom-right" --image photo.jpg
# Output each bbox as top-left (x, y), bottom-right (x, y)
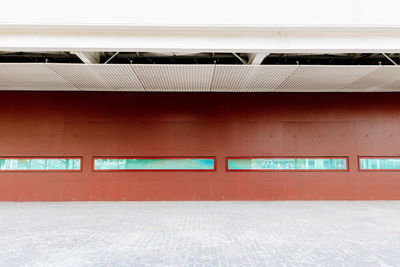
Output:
top-left (0, 158), bottom-right (81, 171)
top-left (94, 158), bottom-right (215, 170)
top-left (228, 158), bottom-right (347, 170)
top-left (360, 158), bottom-right (400, 170)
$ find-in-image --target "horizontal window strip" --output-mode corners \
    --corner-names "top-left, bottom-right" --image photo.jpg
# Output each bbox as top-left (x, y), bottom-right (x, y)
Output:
top-left (359, 157), bottom-right (400, 171)
top-left (227, 157), bottom-right (348, 171)
top-left (0, 157), bottom-right (81, 171)
top-left (93, 157), bottom-right (216, 171)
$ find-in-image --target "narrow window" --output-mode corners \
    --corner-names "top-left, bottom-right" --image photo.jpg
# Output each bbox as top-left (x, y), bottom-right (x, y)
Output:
top-left (0, 157), bottom-right (82, 171)
top-left (359, 157), bottom-right (400, 171)
top-left (226, 157), bottom-right (348, 171)
top-left (93, 157), bottom-right (216, 171)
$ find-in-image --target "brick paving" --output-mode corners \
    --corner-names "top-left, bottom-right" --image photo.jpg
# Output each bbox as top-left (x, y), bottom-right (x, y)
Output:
top-left (0, 201), bottom-right (399, 266)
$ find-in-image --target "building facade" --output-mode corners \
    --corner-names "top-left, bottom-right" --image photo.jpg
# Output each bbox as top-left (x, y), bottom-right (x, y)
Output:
top-left (1, 0), bottom-right (400, 200)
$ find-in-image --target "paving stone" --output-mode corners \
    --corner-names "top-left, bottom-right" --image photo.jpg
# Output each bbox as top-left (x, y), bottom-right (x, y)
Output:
top-left (0, 201), bottom-right (399, 266)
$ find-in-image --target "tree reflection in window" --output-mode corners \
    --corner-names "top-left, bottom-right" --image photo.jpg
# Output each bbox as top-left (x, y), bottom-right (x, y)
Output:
top-left (228, 158), bottom-right (347, 170)
top-left (93, 158), bottom-right (215, 170)
top-left (360, 158), bottom-right (400, 170)
top-left (0, 158), bottom-right (81, 171)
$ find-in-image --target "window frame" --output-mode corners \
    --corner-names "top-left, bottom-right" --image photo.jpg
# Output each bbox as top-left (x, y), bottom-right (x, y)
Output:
top-left (226, 156), bottom-right (349, 172)
top-left (92, 156), bottom-right (217, 172)
top-left (0, 156), bottom-right (83, 172)
top-left (358, 156), bottom-right (400, 172)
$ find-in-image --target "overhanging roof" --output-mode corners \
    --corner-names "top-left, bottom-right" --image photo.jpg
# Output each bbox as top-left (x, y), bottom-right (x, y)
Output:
top-left (2, 26), bottom-right (400, 53)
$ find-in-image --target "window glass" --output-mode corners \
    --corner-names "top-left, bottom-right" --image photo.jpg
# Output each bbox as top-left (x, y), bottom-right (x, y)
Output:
top-left (360, 158), bottom-right (400, 170)
top-left (94, 158), bottom-right (215, 170)
top-left (0, 158), bottom-right (81, 171)
top-left (227, 158), bottom-right (347, 171)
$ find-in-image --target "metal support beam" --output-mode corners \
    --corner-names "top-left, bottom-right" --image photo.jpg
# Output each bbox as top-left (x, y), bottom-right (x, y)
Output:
top-left (70, 51), bottom-right (100, 64)
top-left (232, 53), bottom-right (247, 64)
top-left (247, 53), bottom-right (269, 65)
top-left (382, 53), bottom-right (398, 66)
top-left (104, 52), bottom-right (119, 64)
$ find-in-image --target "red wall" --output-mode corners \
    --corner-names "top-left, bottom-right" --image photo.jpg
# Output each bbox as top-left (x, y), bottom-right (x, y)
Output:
top-left (1, 92), bottom-right (400, 201)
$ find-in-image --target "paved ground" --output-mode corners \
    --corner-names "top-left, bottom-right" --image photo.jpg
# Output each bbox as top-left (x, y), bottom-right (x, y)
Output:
top-left (0, 202), bottom-right (399, 266)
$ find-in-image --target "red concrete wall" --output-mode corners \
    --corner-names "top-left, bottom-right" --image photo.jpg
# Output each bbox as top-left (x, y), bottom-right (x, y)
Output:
top-left (1, 92), bottom-right (400, 201)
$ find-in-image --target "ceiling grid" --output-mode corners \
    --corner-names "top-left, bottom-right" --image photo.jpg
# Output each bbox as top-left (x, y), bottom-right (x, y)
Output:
top-left (47, 64), bottom-right (144, 91)
top-left (0, 63), bottom-right (78, 91)
top-left (44, 63), bottom-right (79, 91)
top-left (275, 66), bottom-right (380, 92)
top-left (132, 65), bottom-right (215, 92)
top-left (210, 65), bottom-right (298, 92)
top-left (341, 66), bottom-right (400, 92)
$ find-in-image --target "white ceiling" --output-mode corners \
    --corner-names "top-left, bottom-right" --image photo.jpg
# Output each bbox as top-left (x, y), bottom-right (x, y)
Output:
top-left (2, 0), bottom-right (399, 26)
top-left (0, 63), bottom-right (399, 92)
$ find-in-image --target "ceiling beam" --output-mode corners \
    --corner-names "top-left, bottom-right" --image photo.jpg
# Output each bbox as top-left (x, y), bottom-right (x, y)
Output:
top-left (3, 26), bottom-right (400, 53)
top-left (70, 51), bottom-right (100, 64)
top-left (382, 53), bottom-right (399, 66)
top-left (247, 53), bottom-right (269, 65)
top-left (232, 53), bottom-right (247, 64)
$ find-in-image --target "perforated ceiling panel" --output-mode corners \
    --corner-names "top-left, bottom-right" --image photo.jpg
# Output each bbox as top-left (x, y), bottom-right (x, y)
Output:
top-left (0, 63), bottom-right (77, 91)
top-left (275, 66), bottom-right (380, 92)
top-left (0, 63), bottom-right (399, 92)
top-left (48, 64), bottom-right (144, 91)
top-left (341, 66), bottom-right (400, 92)
top-left (379, 78), bottom-right (400, 92)
top-left (132, 65), bottom-right (214, 91)
top-left (211, 65), bottom-right (297, 92)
